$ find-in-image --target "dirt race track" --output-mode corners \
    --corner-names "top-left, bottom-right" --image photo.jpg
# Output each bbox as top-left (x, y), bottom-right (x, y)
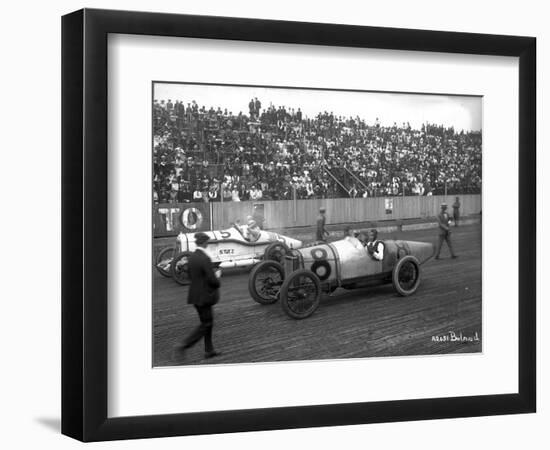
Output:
top-left (153, 223), bottom-right (482, 367)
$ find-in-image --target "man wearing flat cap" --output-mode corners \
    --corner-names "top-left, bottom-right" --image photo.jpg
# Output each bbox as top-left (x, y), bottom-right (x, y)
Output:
top-left (179, 232), bottom-right (221, 359)
top-left (435, 203), bottom-right (457, 260)
top-left (316, 207), bottom-right (329, 242)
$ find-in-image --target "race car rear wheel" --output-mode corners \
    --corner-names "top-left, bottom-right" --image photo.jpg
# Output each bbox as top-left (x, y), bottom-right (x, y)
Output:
top-left (155, 246), bottom-right (175, 278)
top-left (264, 242), bottom-right (290, 264)
top-left (248, 260), bottom-right (284, 304)
top-left (392, 255), bottom-right (421, 296)
top-left (280, 269), bottom-right (321, 319)
top-left (171, 251), bottom-right (193, 285)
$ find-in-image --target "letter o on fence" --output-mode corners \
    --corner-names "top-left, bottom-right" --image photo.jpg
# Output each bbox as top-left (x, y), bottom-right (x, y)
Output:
top-left (181, 207), bottom-right (203, 230)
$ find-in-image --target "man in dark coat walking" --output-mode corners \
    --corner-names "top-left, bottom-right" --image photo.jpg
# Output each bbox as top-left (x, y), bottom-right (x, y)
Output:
top-left (452, 196), bottom-right (461, 227)
top-left (435, 203), bottom-right (458, 259)
top-left (179, 232), bottom-right (221, 358)
top-left (316, 207), bottom-right (329, 241)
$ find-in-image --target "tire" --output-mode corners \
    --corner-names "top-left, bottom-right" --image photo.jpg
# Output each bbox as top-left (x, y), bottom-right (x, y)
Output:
top-left (392, 255), bottom-right (421, 296)
top-left (248, 260), bottom-right (285, 305)
top-left (170, 251), bottom-right (193, 285)
top-left (280, 269), bottom-right (321, 319)
top-left (155, 246), bottom-right (175, 278)
top-left (264, 241), bottom-right (290, 264)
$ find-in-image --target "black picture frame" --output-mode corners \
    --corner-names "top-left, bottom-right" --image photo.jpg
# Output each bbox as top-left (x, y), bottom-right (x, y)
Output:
top-left (62, 8), bottom-right (536, 442)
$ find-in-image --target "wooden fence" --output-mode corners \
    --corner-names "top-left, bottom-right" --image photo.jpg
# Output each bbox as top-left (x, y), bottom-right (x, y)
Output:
top-left (211, 194), bottom-right (481, 230)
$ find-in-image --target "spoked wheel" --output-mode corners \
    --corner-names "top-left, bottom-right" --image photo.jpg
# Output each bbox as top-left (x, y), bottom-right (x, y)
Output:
top-left (280, 269), bottom-right (321, 319)
top-left (392, 255), bottom-right (421, 296)
top-left (155, 247), bottom-right (175, 278)
top-left (248, 261), bottom-right (284, 304)
top-left (170, 251), bottom-right (192, 285)
top-left (264, 242), bottom-right (290, 264)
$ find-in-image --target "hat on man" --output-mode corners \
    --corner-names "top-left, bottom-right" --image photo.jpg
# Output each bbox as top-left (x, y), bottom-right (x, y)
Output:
top-left (441, 202), bottom-right (448, 208)
top-left (194, 232), bottom-right (210, 245)
top-left (319, 207), bottom-right (326, 213)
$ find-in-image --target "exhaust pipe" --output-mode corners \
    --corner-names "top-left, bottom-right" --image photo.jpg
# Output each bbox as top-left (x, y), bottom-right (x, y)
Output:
top-left (219, 258), bottom-right (261, 269)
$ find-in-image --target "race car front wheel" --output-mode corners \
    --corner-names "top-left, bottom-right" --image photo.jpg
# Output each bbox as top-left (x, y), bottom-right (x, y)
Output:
top-left (280, 269), bottom-right (321, 319)
top-left (155, 246), bottom-right (175, 278)
top-left (392, 255), bottom-right (421, 296)
top-left (249, 260), bottom-right (284, 305)
top-left (171, 251), bottom-right (193, 285)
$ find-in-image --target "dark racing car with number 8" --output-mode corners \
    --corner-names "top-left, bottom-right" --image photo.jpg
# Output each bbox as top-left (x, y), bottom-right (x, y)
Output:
top-left (248, 236), bottom-right (435, 319)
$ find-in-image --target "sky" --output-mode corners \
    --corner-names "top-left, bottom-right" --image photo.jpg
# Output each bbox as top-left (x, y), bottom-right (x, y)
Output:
top-left (154, 82), bottom-right (482, 132)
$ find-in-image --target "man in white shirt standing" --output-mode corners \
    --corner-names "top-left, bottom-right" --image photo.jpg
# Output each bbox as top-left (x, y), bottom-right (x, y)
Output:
top-left (192, 187), bottom-right (202, 202)
top-left (231, 186), bottom-right (240, 202)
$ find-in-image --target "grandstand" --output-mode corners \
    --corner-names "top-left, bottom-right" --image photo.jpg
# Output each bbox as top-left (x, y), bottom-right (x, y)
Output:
top-left (153, 97), bottom-right (482, 204)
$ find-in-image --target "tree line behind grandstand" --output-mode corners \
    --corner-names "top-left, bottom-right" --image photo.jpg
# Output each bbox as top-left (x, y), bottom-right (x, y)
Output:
top-left (153, 96), bottom-right (482, 204)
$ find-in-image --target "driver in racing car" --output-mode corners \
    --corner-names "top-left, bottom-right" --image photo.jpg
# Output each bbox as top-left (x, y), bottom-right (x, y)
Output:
top-left (244, 218), bottom-right (261, 242)
top-left (365, 228), bottom-right (384, 261)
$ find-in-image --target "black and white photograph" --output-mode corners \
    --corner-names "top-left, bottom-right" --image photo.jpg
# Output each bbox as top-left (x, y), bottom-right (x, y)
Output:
top-left (152, 82), bottom-right (483, 367)
top-left (1, 0), bottom-right (544, 447)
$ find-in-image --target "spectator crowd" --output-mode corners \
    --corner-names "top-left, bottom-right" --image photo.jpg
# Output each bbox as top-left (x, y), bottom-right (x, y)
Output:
top-left (153, 96), bottom-right (482, 204)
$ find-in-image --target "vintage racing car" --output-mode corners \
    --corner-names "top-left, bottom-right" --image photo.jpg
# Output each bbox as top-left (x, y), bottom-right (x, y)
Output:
top-left (155, 224), bottom-right (302, 285)
top-left (248, 236), bottom-right (435, 319)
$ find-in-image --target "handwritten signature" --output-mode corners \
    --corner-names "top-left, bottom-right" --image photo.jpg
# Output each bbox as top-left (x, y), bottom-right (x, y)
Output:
top-left (431, 331), bottom-right (480, 343)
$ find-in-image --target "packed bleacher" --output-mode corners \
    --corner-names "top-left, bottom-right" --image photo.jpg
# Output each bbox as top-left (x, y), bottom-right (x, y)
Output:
top-left (153, 97), bottom-right (482, 204)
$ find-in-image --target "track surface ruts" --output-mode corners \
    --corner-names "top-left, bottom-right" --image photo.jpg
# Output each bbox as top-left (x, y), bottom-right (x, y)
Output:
top-left (153, 223), bottom-right (482, 366)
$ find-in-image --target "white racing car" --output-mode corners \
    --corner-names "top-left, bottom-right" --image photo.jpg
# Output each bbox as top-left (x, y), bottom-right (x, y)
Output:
top-left (155, 224), bottom-right (302, 285)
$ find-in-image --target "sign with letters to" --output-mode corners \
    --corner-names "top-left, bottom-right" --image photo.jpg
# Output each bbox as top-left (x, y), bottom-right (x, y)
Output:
top-left (154, 202), bottom-right (211, 237)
